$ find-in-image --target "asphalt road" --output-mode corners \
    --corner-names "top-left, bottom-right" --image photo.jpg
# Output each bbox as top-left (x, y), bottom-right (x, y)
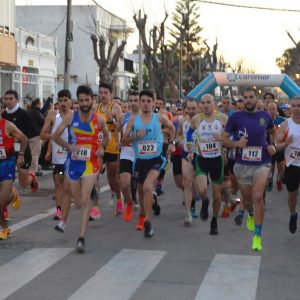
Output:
top-left (0, 169), bottom-right (299, 300)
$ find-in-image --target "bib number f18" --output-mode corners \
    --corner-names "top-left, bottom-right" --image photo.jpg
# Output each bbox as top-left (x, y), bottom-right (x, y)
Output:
top-left (72, 145), bottom-right (91, 161)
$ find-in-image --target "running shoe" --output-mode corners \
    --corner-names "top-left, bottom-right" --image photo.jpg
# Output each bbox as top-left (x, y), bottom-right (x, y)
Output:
top-left (155, 183), bottom-right (164, 196)
top-left (76, 237), bottom-right (85, 254)
top-left (221, 206), bottom-right (231, 218)
top-left (54, 220), bottom-right (66, 233)
top-left (210, 218), bottom-right (218, 235)
top-left (289, 213), bottom-right (298, 234)
top-left (247, 215), bottom-right (255, 232)
top-left (252, 235), bottom-right (262, 252)
top-left (89, 206), bottom-right (101, 221)
top-left (267, 178), bottom-right (273, 192)
top-left (29, 171), bottom-right (38, 193)
top-left (0, 228), bottom-right (10, 240)
top-left (109, 192), bottom-right (116, 207)
top-left (200, 198), bottom-right (209, 221)
top-left (136, 215), bottom-right (145, 231)
top-left (11, 188), bottom-right (21, 210)
top-left (144, 220), bottom-right (154, 238)
top-left (53, 208), bottom-right (62, 220)
top-left (115, 200), bottom-right (123, 217)
top-left (184, 211), bottom-right (193, 226)
top-left (152, 192), bottom-right (161, 216)
top-left (3, 207), bottom-right (10, 222)
top-left (234, 215), bottom-right (243, 226)
top-left (133, 199), bottom-right (140, 210)
top-left (276, 180), bottom-right (283, 192)
top-left (191, 207), bottom-right (199, 218)
top-left (123, 201), bottom-right (133, 222)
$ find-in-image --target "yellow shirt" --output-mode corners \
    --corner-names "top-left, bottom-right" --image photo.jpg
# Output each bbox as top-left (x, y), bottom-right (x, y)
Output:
top-left (96, 102), bottom-right (119, 154)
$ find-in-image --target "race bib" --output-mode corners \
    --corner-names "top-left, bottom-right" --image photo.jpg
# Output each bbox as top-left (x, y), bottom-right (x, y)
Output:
top-left (200, 141), bottom-right (221, 157)
top-left (242, 146), bottom-right (262, 162)
top-left (14, 142), bottom-right (21, 152)
top-left (56, 146), bottom-right (68, 157)
top-left (0, 146), bottom-right (7, 159)
top-left (138, 141), bottom-right (157, 155)
top-left (289, 146), bottom-right (300, 160)
top-left (71, 145), bottom-right (91, 161)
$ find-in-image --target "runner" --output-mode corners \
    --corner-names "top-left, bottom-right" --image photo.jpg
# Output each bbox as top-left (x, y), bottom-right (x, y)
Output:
top-left (0, 108), bottom-right (27, 239)
top-left (40, 89), bottom-right (73, 225)
top-left (94, 83), bottom-right (123, 216)
top-left (122, 90), bottom-right (175, 238)
top-left (176, 99), bottom-right (198, 225)
top-left (186, 94), bottom-right (228, 235)
top-left (53, 85), bottom-right (109, 253)
top-left (119, 91), bottom-right (140, 222)
top-left (276, 96), bottom-right (300, 233)
top-left (2, 90), bottom-right (38, 192)
top-left (222, 87), bottom-right (277, 251)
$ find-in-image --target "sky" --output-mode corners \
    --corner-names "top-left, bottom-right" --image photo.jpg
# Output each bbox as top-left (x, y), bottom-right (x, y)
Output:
top-left (16, 0), bottom-right (300, 74)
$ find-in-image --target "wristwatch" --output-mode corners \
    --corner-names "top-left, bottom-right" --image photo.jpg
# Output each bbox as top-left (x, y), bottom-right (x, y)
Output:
top-left (169, 140), bottom-right (176, 145)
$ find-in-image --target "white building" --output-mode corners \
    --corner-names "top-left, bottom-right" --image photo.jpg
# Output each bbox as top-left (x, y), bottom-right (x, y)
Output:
top-left (16, 4), bottom-right (136, 99)
top-left (0, 0), bottom-right (57, 101)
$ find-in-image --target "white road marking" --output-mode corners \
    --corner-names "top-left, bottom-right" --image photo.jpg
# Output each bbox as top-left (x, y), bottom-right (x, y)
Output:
top-left (68, 249), bottom-right (166, 300)
top-left (10, 184), bottom-right (110, 233)
top-left (194, 254), bottom-right (261, 300)
top-left (0, 248), bottom-right (72, 299)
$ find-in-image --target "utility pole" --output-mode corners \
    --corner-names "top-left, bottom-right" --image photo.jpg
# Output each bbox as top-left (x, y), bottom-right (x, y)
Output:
top-left (64, 0), bottom-right (73, 89)
top-left (138, 9), bottom-right (143, 91)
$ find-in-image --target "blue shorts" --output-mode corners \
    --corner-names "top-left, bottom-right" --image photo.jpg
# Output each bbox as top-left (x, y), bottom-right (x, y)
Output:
top-left (0, 156), bottom-right (16, 182)
top-left (65, 158), bottom-right (100, 181)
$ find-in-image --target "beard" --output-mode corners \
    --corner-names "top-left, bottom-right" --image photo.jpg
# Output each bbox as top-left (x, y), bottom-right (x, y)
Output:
top-left (245, 103), bottom-right (256, 112)
top-left (80, 104), bottom-right (93, 113)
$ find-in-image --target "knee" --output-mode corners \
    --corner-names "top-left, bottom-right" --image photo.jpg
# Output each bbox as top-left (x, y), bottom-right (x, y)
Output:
top-left (143, 184), bottom-right (152, 196)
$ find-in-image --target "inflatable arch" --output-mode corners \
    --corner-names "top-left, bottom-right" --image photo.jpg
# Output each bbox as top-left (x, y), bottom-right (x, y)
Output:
top-left (187, 72), bottom-right (300, 101)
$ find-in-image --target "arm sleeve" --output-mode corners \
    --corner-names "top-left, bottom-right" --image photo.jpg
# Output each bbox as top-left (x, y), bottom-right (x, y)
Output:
top-left (186, 126), bottom-right (195, 144)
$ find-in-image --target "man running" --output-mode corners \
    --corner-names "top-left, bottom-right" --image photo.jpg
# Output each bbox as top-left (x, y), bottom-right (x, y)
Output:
top-left (122, 90), bottom-right (175, 238)
top-left (276, 96), bottom-right (300, 233)
top-left (222, 87), bottom-right (277, 251)
top-left (94, 83), bottom-right (122, 216)
top-left (0, 109), bottom-right (28, 239)
top-left (40, 89), bottom-right (73, 225)
top-left (53, 85), bottom-right (109, 253)
top-left (186, 94), bottom-right (228, 235)
top-left (119, 91), bottom-right (140, 222)
top-left (176, 99), bottom-right (198, 225)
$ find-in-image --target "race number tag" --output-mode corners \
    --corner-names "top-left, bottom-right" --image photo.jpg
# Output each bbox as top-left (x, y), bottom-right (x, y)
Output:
top-left (289, 146), bottom-right (300, 160)
top-left (200, 141), bottom-right (221, 157)
top-left (72, 145), bottom-right (91, 161)
top-left (56, 146), bottom-right (68, 157)
top-left (14, 142), bottom-right (21, 152)
top-left (138, 141), bottom-right (157, 155)
top-left (0, 146), bottom-right (7, 159)
top-left (242, 146), bottom-right (262, 162)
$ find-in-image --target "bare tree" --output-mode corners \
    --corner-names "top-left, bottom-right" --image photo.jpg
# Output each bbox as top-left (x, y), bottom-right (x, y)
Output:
top-left (83, 6), bottom-right (129, 84)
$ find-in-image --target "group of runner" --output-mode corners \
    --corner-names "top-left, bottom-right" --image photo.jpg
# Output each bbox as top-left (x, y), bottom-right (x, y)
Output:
top-left (0, 83), bottom-right (299, 254)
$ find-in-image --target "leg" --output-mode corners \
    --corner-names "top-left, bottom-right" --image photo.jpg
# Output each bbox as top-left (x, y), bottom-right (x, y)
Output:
top-left (106, 160), bottom-right (121, 199)
top-left (182, 159), bottom-right (194, 211)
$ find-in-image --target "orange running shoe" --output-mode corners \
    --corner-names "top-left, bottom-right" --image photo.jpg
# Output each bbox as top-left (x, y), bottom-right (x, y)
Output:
top-left (11, 188), bottom-right (21, 210)
top-left (221, 206), bottom-right (231, 218)
top-left (123, 201), bottom-right (133, 222)
top-left (0, 228), bottom-right (10, 240)
top-left (29, 171), bottom-right (38, 193)
top-left (136, 215), bottom-right (145, 231)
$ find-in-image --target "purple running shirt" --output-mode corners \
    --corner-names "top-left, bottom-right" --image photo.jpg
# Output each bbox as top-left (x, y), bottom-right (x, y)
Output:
top-left (224, 111), bottom-right (274, 165)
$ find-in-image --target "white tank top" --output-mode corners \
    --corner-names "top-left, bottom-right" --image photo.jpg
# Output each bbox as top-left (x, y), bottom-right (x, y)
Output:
top-left (120, 114), bottom-right (135, 162)
top-left (51, 113), bottom-right (68, 164)
top-left (195, 117), bottom-right (222, 158)
top-left (285, 118), bottom-right (300, 167)
top-left (182, 118), bottom-right (198, 154)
